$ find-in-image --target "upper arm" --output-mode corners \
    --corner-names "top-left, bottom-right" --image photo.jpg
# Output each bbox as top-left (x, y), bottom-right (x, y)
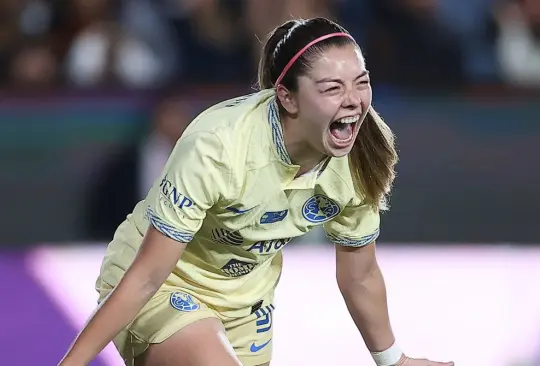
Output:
top-left (325, 199), bottom-right (380, 284)
top-left (130, 226), bottom-right (189, 288)
top-left (146, 130), bottom-right (231, 243)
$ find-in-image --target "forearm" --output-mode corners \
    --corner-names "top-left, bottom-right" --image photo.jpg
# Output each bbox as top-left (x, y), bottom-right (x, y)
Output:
top-left (61, 271), bottom-right (159, 365)
top-left (338, 263), bottom-right (394, 352)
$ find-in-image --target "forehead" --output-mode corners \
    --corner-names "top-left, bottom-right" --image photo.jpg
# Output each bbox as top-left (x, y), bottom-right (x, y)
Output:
top-left (307, 45), bottom-right (365, 80)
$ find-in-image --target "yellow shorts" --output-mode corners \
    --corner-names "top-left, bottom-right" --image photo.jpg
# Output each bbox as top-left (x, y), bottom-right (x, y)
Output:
top-left (99, 287), bottom-right (275, 366)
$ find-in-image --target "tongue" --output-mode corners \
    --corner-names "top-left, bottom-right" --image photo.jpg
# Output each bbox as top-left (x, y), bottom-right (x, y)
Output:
top-left (330, 122), bottom-right (352, 140)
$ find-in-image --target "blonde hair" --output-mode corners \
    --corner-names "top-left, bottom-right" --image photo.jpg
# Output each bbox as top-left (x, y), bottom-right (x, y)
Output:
top-left (349, 107), bottom-right (398, 210)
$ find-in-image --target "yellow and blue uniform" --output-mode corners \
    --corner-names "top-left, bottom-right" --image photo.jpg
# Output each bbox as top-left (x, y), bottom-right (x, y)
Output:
top-left (96, 89), bottom-right (380, 365)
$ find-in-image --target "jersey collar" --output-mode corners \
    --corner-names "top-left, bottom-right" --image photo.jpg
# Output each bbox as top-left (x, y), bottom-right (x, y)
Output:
top-left (266, 96), bottom-right (333, 189)
top-left (267, 98), bottom-right (293, 165)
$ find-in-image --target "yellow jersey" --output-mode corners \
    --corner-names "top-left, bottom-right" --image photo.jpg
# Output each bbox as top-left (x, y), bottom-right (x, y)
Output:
top-left (97, 89), bottom-right (380, 318)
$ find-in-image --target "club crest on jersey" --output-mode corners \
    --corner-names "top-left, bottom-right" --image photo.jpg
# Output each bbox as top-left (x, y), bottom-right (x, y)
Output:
top-left (170, 292), bottom-right (200, 312)
top-left (302, 194), bottom-right (340, 223)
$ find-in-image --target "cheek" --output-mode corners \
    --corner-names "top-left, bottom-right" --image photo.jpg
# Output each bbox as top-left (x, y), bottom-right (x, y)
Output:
top-left (362, 87), bottom-right (373, 108)
top-left (300, 96), bottom-right (335, 122)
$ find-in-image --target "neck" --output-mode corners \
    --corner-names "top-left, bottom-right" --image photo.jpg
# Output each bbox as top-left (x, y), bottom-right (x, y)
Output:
top-left (281, 115), bottom-right (326, 176)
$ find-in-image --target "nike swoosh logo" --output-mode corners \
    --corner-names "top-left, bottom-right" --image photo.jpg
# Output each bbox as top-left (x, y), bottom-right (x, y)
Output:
top-left (226, 206), bottom-right (257, 214)
top-left (250, 339), bottom-right (272, 352)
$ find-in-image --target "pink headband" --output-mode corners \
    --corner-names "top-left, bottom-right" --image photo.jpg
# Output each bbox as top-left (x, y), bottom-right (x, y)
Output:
top-left (275, 32), bottom-right (354, 87)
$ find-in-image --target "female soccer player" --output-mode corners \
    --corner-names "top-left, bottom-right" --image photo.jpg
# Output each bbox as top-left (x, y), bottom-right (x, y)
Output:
top-left (60, 17), bottom-right (453, 366)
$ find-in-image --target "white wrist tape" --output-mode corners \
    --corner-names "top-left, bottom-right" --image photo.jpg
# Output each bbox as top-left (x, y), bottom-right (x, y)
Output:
top-left (371, 342), bottom-right (403, 366)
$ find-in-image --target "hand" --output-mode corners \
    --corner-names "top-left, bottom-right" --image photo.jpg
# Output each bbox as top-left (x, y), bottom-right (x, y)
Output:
top-left (396, 355), bottom-right (454, 366)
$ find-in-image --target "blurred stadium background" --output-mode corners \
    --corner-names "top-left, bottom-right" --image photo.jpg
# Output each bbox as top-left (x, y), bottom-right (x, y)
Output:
top-left (2, 0), bottom-right (539, 365)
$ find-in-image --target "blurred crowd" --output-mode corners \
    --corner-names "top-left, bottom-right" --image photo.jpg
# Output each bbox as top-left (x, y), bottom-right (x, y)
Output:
top-left (1, 0), bottom-right (540, 92)
top-left (28, 0), bottom-right (531, 238)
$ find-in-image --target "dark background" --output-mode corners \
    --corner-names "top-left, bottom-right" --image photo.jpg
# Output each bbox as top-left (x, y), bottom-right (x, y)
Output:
top-left (1, 0), bottom-right (538, 245)
top-left (3, 87), bottom-right (539, 245)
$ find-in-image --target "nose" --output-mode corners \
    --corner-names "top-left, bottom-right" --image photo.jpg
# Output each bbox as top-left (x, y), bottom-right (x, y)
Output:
top-left (342, 89), bottom-right (361, 110)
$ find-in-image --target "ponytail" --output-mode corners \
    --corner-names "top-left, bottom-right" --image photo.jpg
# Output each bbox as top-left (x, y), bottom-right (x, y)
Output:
top-left (349, 107), bottom-right (398, 210)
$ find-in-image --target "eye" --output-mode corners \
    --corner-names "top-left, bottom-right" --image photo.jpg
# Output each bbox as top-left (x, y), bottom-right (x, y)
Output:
top-left (356, 79), bottom-right (370, 89)
top-left (324, 86), bottom-right (341, 93)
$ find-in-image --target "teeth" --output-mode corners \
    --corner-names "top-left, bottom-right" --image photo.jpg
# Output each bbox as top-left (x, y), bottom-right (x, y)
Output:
top-left (337, 115), bottom-right (360, 124)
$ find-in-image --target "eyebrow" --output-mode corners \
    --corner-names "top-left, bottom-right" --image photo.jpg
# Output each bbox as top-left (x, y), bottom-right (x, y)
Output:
top-left (315, 70), bottom-right (369, 84)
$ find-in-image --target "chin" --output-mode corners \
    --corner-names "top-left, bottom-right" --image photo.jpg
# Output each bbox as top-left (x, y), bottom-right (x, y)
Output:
top-left (325, 146), bottom-right (353, 158)
top-left (322, 141), bottom-right (355, 158)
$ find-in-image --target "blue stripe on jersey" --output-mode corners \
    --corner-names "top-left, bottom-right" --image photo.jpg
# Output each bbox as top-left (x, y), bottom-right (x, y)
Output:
top-left (255, 304), bottom-right (275, 319)
top-left (267, 99), bottom-right (292, 165)
top-left (255, 305), bottom-right (274, 333)
top-left (256, 313), bottom-right (271, 326)
top-left (145, 207), bottom-right (194, 243)
top-left (326, 228), bottom-right (380, 247)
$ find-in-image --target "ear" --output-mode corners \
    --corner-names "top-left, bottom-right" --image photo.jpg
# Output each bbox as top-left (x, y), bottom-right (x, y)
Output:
top-left (276, 85), bottom-right (299, 115)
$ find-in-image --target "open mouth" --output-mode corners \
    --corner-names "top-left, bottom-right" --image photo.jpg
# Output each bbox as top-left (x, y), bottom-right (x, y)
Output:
top-left (329, 115), bottom-right (360, 147)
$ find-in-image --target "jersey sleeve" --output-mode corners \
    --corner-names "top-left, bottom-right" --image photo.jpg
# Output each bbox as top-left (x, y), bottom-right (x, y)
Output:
top-left (145, 131), bottom-right (231, 243)
top-left (323, 199), bottom-right (380, 247)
